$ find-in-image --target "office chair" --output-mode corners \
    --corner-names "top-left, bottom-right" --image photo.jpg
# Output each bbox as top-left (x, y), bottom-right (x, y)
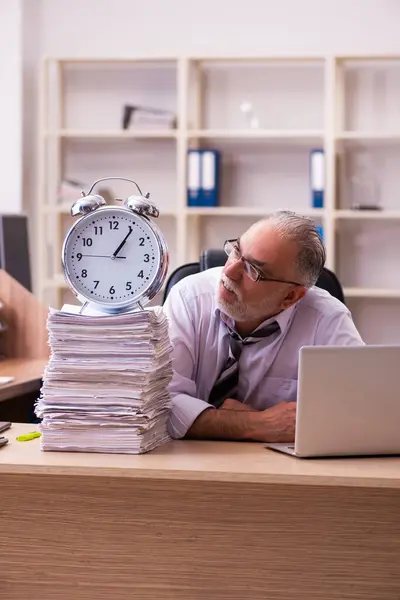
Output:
top-left (163, 249), bottom-right (345, 304)
top-left (162, 262), bottom-right (200, 302)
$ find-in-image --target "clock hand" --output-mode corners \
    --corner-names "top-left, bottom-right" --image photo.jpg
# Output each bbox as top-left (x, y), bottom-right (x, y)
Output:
top-left (79, 254), bottom-right (126, 259)
top-left (113, 226), bottom-right (133, 258)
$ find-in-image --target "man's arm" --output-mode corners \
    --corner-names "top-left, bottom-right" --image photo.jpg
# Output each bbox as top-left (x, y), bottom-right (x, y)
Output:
top-left (186, 399), bottom-right (296, 443)
top-left (163, 283), bottom-right (215, 439)
top-left (315, 310), bottom-right (364, 346)
top-left (314, 307), bottom-right (364, 346)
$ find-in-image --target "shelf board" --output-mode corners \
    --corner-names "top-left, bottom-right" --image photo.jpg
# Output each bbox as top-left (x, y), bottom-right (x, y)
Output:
top-left (337, 131), bottom-right (400, 142)
top-left (45, 129), bottom-right (177, 139)
top-left (335, 210), bottom-right (400, 219)
top-left (344, 288), bottom-right (400, 299)
top-left (44, 204), bottom-right (178, 216)
top-left (44, 203), bottom-right (73, 215)
top-left (45, 129), bottom-right (324, 142)
top-left (44, 276), bottom-right (68, 289)
top-left (53, 57), bottom-right (178, 64)
top-left (336, 55), bottom-right (400, 62)
top-left (187, 129), bottom-right (324, 142)
top-left (192, 56), bottom-right (324, 63)
top-left (185, 207), bottom-right (325, 217)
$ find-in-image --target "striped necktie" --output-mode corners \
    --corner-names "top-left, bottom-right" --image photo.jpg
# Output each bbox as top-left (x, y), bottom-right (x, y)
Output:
top-left (208, 320), bottom-right (280, 408)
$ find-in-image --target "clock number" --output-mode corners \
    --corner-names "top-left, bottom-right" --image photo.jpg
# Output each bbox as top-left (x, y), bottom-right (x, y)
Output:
top-left (81, 269), bottom-right (88, 278)
top-left (138, 270), bottom-right (144, 279)
top-left (109, 285), bottom-right (115, 295)
top-left (144, 254), bottom-right (149, 262)
top-left (77, 253), bottom-right (82, 261)
top-left (94, 226), bottom-right (103, 235)
top-left (126, 282), bottom-right (132, 291)
top-left (93, 280), bottom-right (99, 289)
top-left (139, 237), bottom-right (145, 246)
top-left (82, 237), bottom-right (93, 247)
top-left (109, 221), bottom-right (119, 230)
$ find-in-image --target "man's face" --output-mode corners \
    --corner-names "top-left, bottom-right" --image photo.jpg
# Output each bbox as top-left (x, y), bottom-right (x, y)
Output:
top-left (217, 221), bottom-right (306, 323)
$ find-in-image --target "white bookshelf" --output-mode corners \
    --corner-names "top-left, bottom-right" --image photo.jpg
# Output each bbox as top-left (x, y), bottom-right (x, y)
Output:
top-left (37, 55), bottom-right (400, 342)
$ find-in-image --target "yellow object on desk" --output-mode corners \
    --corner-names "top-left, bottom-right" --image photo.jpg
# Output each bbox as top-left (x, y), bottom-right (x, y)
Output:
top-left (16, 431), bottom-right (42, 442)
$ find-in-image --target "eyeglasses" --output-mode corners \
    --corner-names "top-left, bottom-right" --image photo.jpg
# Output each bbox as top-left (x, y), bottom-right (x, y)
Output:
top-left (223, 239), bottom-right (304, 286)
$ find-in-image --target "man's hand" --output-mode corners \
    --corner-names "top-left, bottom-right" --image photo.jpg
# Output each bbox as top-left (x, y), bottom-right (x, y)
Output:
top-left (220, 398), bottom-right (296, 442)
top-left (251, 401), bottom-right (296, 443)
top-left (220, 398), bottom-right (257, 411)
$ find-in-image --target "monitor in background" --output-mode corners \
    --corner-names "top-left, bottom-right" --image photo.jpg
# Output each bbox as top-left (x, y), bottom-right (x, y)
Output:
top-left (0, 214), bottom-right (32, 292)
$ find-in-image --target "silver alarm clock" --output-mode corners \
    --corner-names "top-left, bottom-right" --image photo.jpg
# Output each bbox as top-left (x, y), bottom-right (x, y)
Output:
top-left (62, 177), bottom-right (169, 314)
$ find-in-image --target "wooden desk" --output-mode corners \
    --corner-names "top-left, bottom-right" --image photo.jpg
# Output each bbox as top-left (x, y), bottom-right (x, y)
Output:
top-left (0, 269), bottom-right (49, 422)
top-left (1, 423), bottom-right (400, 600)
top-left (0, 358), bottom-right (46, 402)
top-left (0, 359), bottom-right (46, 422)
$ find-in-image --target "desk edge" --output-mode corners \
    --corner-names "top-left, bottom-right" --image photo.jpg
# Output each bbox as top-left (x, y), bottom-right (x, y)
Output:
top-left (0, 463), bottom-right (399, 489)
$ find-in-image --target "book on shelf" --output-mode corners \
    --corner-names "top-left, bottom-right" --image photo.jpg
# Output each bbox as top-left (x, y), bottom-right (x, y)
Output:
top-left (310, 149), bottom-right (324, 209)
top-left (187, 149), bottom-right (220, 207)
top-left (122, 105), bottom-right (176, 130)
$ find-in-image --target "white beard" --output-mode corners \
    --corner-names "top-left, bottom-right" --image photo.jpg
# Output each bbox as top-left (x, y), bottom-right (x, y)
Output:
top-left (217, 274), bottom-right (283, 322)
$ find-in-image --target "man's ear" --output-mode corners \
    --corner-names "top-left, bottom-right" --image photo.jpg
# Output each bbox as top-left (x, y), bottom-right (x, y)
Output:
top-left (281, 286), bottom-right (307, 310)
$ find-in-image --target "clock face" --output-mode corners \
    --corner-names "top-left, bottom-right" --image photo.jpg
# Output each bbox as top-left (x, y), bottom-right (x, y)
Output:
top-left (62, 207), bottom-right (163, 308)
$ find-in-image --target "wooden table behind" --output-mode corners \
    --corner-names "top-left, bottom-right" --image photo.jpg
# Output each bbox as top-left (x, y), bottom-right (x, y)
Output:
top-left (0, 359), bottom-right (46, 421)
top-left (1, 424), bottom-right (400, 600)
top-left (0, 269), bottom-right (49, 422)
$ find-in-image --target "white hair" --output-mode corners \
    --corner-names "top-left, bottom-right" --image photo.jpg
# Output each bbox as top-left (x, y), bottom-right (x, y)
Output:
top-left (263, 210), bottom-right (326, 287)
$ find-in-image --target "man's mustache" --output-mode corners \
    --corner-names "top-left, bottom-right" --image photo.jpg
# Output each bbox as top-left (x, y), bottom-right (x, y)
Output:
top-left (221, 274), bottom-right (242, 300)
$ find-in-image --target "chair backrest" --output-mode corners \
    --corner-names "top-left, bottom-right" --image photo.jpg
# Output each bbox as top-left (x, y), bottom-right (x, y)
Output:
top-left (314, 267), bottom-right (345, 304)
top-left (162, 262), bottom-right (200, 304)
top-left (163, 249), bottom-right (345, 304)
top-left (200, 249), bottom-right (226, 271)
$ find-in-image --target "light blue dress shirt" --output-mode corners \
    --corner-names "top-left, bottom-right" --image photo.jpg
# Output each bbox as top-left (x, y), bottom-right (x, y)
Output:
top-left (163, 267), bottom-right (364, 439)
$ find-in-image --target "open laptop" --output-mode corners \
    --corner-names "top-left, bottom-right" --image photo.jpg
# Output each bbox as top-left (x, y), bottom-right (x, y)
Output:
top-left (265, 345), bottom-right (400, 458)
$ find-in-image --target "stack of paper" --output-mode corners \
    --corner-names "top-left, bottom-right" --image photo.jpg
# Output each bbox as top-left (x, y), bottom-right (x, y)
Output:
top-left (35, 306), bottom-right (173, 454)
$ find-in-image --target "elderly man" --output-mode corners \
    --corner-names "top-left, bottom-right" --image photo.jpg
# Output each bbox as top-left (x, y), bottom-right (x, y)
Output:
top-left (163, 210), bottom-right (363, 442)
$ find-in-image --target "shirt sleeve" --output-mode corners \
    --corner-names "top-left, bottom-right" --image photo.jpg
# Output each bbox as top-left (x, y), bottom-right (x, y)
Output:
top-left (163, 283), bottom-right (214, 439)
top-left (314, 309), bottom-right (365, 346)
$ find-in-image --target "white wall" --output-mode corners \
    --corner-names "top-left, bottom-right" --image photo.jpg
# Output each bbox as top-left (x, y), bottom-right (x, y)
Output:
top-left (39, 0), bottom-right (400, 57)
top-left (0, 0), bottom-right (22, 213)
top-left (4, 0), bottom-right (400, 300)
top-left (21, 0), bottom-right (41, 284)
